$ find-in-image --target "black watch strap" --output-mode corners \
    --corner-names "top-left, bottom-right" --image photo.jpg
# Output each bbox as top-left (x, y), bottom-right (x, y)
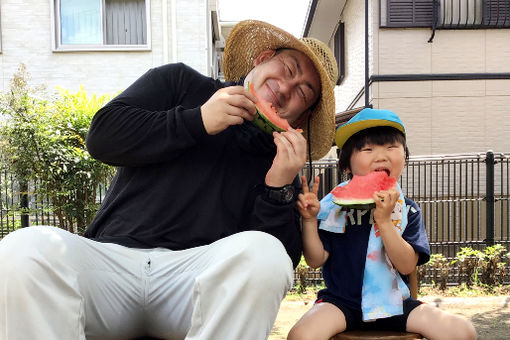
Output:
top-left (263, 184), bottom-right (296, 204)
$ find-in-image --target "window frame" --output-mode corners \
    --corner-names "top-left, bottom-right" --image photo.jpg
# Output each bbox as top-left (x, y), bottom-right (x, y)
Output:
top-left (52, 0), bottom-right (151, 52)
top-left (334, 22), bottom-right (345, 85)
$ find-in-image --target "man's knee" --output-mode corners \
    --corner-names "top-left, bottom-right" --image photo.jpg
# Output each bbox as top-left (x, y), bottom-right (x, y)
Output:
top-left (216, 231), bottom-right (294, 291)
top-left (0, 226), bottom-right (69, 282)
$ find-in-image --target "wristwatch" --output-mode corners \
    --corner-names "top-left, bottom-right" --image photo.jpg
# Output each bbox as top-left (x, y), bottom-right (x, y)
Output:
top-left (264, 184), bottom-right (296, 204)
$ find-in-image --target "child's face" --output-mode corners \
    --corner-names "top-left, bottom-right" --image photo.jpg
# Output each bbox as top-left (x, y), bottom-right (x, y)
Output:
top-left (348, 142), bottom-right (406, 179)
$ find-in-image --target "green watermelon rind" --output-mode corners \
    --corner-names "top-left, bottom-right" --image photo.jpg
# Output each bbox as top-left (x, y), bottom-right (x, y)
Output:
top-left (331, 171), bottom-right (396, 210)
top-left (251, 107), bottom-right (285, 135)
top-left (246, 81), bottom-right (286, 135)
top-left (332, 199), bottom-right (376, 210)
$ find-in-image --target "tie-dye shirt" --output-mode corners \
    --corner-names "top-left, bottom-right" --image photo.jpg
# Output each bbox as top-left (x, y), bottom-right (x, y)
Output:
top-left (317, 197), bottom-right (430, 311)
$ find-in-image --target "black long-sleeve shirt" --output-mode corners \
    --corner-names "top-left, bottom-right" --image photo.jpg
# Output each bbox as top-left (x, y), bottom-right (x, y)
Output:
top-left (84, 63), bottom-right (302, 267)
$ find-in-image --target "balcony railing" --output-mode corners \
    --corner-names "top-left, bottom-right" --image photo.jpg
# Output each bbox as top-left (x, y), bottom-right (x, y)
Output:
top-left (435, 0), bottom-right (510, 29)
top-left (384, 0), bottom-right (510, 29)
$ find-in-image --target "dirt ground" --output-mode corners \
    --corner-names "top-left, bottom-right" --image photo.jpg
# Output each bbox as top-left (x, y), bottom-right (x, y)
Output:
top-left (269, 293), bottom-right (510, 340)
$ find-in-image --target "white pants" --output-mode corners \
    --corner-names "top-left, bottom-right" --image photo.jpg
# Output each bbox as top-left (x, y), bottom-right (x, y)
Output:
top-left (0, 226), bottom-right (294, 340)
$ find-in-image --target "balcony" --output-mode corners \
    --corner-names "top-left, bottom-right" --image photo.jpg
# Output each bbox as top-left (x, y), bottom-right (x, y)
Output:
top-left (436, 0), bottom-right (510, 29)
top-left (384, 0), bottom-right (510, 29)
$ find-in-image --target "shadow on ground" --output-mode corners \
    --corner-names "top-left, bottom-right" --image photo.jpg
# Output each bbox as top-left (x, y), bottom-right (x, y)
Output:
top-left (471, 307), bottom-right (510, 340)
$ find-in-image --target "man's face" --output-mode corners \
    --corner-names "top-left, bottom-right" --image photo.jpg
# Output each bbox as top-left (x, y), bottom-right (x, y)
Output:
top-left (248, 49), bottom-right (321, 126)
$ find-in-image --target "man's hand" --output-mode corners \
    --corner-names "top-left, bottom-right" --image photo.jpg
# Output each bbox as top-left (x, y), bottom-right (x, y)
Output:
top-left (265, 128), bottom-right (307, 187)
top-left (297, 175), bottom-right (320, 221)
top-left (201, 86), bottom-right (257, 135)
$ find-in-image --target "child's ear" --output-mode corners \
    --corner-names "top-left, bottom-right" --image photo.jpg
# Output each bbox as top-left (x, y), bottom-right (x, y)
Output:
top-left (346, 168), bottom-right (353, 179)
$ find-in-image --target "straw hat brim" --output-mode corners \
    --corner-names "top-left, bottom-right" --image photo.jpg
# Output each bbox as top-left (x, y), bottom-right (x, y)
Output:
top-left (223, 20), bottom-right (336, 160)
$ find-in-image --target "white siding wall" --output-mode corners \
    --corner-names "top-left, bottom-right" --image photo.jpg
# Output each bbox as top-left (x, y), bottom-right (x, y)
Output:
top-left (0, 0), bottom-right (209, 96)
top-left (372, 26), bottom-right (510, 156)
top-left (334, 0), bottom-right (368, 112)
top-left (374, 79), bottom-right (510, 156)
top-left (338, 0), bottom-right (510, 156)
top-left (175, 0), bottom-right (208, 76)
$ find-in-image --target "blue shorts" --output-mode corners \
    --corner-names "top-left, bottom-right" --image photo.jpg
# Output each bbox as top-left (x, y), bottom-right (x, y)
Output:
top-left (316, 291), bottom-right (423, 332)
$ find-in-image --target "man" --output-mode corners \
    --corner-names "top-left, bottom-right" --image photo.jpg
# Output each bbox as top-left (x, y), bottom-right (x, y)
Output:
top-left (0, 20), bottom-right (337, 339)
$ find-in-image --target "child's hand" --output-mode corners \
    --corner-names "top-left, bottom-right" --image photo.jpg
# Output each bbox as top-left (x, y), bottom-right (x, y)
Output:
top-left (297, 175), bottom-right (320, 220)
top-left (373, 186), bottom-right (399, 226)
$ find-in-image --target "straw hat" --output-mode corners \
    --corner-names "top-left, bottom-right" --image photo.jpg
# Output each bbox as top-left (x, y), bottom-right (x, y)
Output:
top-left (223, 20), bottom-right (337, 160)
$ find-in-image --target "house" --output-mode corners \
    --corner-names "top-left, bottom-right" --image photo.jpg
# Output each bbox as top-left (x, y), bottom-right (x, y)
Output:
top-left (3, 0), bottom-right (509, 155)
top-left (0, 0), bottom-right (223, 96)
top-left (301, 1), bottom-right (510, 260)
top-left (304, 0), bottom-right (510, 156)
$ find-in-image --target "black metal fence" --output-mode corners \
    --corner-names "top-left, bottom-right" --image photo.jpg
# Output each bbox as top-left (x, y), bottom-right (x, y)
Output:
top-left (2, 151), bottom-right (509, 284)
top-left (0, 174), bottom-right (59, 238)
top-left (402, 151), bottom-right (510, 256)
top-left (0, 172), bottom-right (112, 237)
top-left (301, 151), bottom-right (510, 285)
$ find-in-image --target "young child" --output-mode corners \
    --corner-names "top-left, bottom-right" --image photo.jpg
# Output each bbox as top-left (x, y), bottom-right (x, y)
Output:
top-left (288, 108), bottom-right (477, 340)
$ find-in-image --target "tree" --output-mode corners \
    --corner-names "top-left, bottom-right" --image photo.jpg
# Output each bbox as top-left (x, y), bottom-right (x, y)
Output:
top-left (0, 64), bottom-right (115, 233)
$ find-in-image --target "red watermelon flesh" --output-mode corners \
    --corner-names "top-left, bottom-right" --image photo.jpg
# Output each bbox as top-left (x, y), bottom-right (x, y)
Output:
top-left (331, 171), bottom-right (397, 209)
top-left (247, 82), bottom-right (303, 134)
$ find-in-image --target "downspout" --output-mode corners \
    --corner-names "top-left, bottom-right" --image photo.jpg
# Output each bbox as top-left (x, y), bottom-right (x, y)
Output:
top-left (303, 0), bottom-right (318, 36)
top-left (364, 0), bottom-right (370, 108)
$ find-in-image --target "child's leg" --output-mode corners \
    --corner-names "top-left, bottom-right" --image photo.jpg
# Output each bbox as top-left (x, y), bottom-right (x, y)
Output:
top-left (406, 303), bottom-right (477, 340)
top-left (287, 302), bottom-right (346, 340)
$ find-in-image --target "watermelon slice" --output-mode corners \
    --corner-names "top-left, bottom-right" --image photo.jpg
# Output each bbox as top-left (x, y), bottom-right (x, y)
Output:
top-left (247, 82), bottom-right (302, 134)
top-left (331, 171), bottom-right (397, 209)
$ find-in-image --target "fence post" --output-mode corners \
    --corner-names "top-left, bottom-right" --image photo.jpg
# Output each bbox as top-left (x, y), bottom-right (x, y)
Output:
top-left (336, 148), bottom-right (342, 184)
top-left (485, 150), bottom-right (495, 246)
top-left (19, 180), bottom-right (29, 228)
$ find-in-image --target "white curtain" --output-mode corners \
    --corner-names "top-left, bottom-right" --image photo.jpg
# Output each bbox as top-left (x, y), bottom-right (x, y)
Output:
top-left (60, 0), bottom-right (102, 44)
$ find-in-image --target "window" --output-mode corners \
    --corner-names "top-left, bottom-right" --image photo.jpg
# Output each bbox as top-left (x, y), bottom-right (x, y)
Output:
top-left (54, 0), bottom-right (150, 51)
top-left (385, 0), bottom-right (435, 27)
top-left (334, 22), bottom-right (345, 85)
top-left (382, 0), bottom-right (510, 28)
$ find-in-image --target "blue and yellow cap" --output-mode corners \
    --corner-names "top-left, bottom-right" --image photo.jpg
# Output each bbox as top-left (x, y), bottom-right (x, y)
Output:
top-left (335, 108), bottom-right (406, 150)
